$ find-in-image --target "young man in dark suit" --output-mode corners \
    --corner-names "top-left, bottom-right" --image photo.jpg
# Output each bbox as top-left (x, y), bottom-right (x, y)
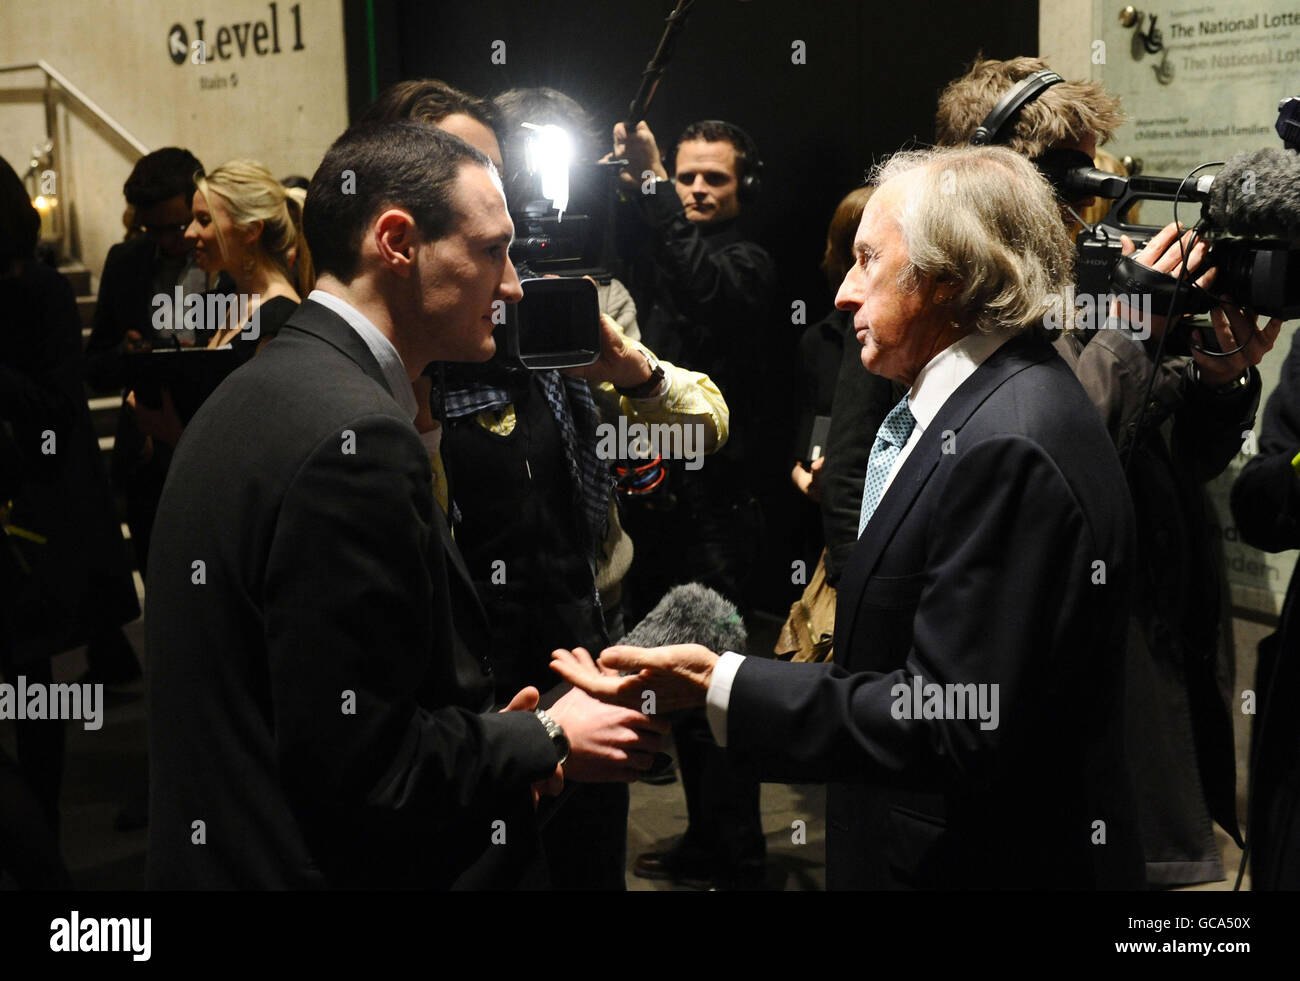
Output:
top-left (555, 144), bottom-right (1146, 889)
top-left (146, 121), bottom-right (665, 889)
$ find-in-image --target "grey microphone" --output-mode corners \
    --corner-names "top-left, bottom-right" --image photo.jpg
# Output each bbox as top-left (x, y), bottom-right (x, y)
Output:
top-left (1207, 147), bottom-right (1300, 242)
top-left (618, 582), bottom-right (748, 654)
top-left (537, 582), bottom-right (744, 824)
top-left (616, 583), bottom-right (747, 773)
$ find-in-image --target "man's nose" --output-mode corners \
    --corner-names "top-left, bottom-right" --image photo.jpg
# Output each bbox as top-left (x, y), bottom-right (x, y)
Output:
top-left (500, 258), bottom-right (524, 303)
top-left (834, 268), bottom-right (860, 311)
top-left (691, 176), bottom-right (709, 195)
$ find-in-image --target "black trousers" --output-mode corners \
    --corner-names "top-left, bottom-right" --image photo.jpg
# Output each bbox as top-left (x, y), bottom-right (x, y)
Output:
top-left (621, 474), bottom-right (766, 876)
top-left (0, 640), bottom-right (70, 888)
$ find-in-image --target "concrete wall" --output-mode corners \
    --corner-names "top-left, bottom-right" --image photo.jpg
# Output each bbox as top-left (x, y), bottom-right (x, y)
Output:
top-left (1040, 0), bottom-right (1096, 79)
top-left (0, 0), bottom-right (349, 283)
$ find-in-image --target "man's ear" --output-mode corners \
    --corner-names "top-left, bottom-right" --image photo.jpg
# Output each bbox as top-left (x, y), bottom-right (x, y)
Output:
top-left (373, 208), bottom-right (419, 277)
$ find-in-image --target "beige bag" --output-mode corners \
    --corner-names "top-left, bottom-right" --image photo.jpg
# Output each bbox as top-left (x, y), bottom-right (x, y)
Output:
top-left (775, 548), bottom-right (836, 663)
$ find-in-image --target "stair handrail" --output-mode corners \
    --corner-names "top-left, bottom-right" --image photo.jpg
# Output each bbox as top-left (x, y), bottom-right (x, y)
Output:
top-left (0, 59), bottom-right (150, 155)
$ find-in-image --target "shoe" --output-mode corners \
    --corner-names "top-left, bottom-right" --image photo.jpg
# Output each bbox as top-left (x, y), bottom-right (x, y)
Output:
top-left (633, 849), bottom-right (715, 889)
top-left (639, 752), bottom-right (678, 785)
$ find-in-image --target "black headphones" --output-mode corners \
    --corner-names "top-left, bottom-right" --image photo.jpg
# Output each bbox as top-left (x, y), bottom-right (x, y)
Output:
top-left (969, 69), bottom-right (1064, 146)
top-left (682, 119), bottom-right (764, 203)
top-left (968, 68), bottom-right (1098, 202)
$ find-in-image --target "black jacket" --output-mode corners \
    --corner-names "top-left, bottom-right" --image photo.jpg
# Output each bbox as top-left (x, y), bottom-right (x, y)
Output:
top-left (1231, 326), bottom-right (1300, 889)
top-left (146, 299), bottom-right (558, 889)
top-left (725, 334), bottom-right (1144, 889)
top-left (0, 260), bottom-right (138, 663)
top-left (621, 185), bottom-right (773, 480)
top-left (438, 368), bottom-right (607, 696)
top-left (1058, 328), bottom-right (1248, 883)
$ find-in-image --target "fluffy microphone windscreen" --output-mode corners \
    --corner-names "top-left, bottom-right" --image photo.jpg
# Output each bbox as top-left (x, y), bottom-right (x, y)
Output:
top-left (1209, 147), bottom-right (1300, 242)
top-left (619, 582), bottom-right (748, 655)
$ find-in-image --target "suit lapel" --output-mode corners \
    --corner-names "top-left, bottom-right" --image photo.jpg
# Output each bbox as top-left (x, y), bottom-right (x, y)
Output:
top-left (836, 333), bottom-right (1054, 645)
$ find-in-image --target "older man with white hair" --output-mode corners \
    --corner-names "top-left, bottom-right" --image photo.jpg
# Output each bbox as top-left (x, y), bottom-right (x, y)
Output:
top-left (554, 144), bottom-right (1146, 890)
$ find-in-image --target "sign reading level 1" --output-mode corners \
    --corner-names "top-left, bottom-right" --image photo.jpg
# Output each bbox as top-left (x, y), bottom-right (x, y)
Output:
top-left (168, 2), bottom-right (304, 66)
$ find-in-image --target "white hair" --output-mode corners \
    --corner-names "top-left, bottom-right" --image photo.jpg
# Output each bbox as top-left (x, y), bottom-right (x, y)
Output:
top-left (870, 145), bottom-right (1075, 336)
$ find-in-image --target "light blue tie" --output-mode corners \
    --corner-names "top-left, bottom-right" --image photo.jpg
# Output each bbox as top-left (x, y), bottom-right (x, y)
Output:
top-left (858, 396), bottom-right (916, 537)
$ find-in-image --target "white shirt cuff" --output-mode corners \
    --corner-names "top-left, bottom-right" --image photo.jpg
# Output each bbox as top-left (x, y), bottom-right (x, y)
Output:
top-left (705, 651), bottom-right (746, 747)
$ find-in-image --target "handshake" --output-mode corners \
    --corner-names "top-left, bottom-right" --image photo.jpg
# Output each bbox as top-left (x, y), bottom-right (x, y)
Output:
top-left (513, 583), bottom-right (743, 797)
top-left (496, 642), bottom-right (720, 801)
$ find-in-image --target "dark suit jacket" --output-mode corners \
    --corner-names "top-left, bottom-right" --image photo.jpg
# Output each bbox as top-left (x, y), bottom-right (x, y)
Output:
top-left (85, 236), bottom-right (159, 394)
top-left (1231, 326), bottom-right (1300, 889)
top-left (0, 260), bottom-right (139, 664)
top-left (146, 299), bottom-right (557, 889)
top-left (725, 332), bottom-right (1145, 889)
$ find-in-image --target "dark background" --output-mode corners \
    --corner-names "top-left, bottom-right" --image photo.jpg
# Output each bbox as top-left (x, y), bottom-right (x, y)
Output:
top-left (342, 0), bottom-right (1038, 614)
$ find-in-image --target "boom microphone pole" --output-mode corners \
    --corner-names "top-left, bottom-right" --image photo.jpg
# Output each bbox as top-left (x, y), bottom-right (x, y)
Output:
top-left (625, 0), bottom-right (699, 127)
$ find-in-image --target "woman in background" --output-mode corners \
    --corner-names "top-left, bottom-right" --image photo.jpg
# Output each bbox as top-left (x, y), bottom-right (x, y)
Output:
top-left (129, 160), bottom-right (310, 446)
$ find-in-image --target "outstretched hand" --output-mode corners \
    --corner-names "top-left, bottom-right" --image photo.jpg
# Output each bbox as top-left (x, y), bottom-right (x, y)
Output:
top-left (550, 643), bottom-right (719, 714)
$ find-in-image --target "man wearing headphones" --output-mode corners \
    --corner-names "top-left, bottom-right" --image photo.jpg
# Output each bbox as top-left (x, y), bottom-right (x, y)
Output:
top-left (612, 118), bottom-right (773, 889)
top-left (933, 57), bottom-right (1279, 887)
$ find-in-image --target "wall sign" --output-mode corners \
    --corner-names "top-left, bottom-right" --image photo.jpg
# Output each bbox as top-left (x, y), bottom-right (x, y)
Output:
top-left (1095, 0), bottom-right (1300, 614)
top-left (168, 2), bottom-right (305, 68)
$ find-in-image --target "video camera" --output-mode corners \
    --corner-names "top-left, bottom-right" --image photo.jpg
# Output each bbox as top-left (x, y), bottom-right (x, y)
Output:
top-left (1067, 96), bottom-right (1300, 323)
top-left (488, 122), bottom-right (628, 370)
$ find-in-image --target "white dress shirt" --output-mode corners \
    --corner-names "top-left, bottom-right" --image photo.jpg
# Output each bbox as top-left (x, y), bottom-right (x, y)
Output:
top-left (308, 289), bottom-right (419, 422)
top-left (705, 328), bottom-right (1015, 746)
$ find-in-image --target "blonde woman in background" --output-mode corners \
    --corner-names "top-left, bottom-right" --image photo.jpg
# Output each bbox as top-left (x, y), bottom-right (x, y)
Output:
top-left (187, 159), bottom-right (311, 360)
top-left (128, 160), bottom-right (310, 446)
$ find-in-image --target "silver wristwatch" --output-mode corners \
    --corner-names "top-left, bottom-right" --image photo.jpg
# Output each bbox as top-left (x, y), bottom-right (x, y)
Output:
top-left (534, 709), bottom-right (570, 766)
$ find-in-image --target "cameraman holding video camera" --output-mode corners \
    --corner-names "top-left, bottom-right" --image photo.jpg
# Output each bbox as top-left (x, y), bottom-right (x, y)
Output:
top-left (931, 56), bottom-right (1283, 886)
top-left (611, 117), bottom-right (773, 890)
